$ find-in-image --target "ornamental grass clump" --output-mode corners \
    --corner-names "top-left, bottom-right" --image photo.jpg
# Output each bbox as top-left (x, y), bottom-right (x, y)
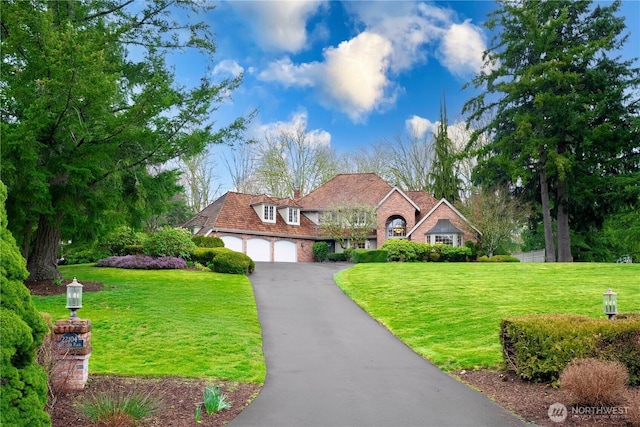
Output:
top-left (195, 384), bottom-right (231, 422)
top-left (560, 358), bottom-right (629, 406)
top-left (96, 255), bottom-right (186, 270)
top-left (76, 388), bottom-right (160, 426)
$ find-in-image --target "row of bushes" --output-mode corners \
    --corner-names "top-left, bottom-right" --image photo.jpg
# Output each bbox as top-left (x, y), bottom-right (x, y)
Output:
top-left (64, 228), bottom-right (225, 264)
top-left (312, 241), bottom-right (521, 263)
top-left (88, 227), bottom-right (254, 275)
top-left (380, 239), bottom-right (472, 262)
top-left (501, 314), bottom-right (640, 385)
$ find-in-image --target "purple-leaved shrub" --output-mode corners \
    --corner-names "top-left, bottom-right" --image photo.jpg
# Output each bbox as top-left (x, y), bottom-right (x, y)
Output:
top-left (96, 255), bottom-right (186, 270)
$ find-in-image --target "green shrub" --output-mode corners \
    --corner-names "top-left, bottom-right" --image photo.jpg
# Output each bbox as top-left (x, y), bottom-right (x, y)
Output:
top-left (501, 314), bottom-right (640, 385)
top-left (478, 255), bottom-right (520, 262)
top-left (327, 252), bottom-right (349, 262)
top-left (381, 239), bottom-right (419, 261)
top-left (192, 247), bottom-right (233, 265)
top-left (312, 242), bottom-right (329, 262)
top-left (191, 236), bottom-right (224, 248)
top-left (381, 240), bottom-right (472, 262)
top-left (0, 181), bottom-right (50, 427)
top-left (64, 247), bottom-right (110, 265)
top-left (437, 245), bottom-right (472, 262)
top-left (102, 226), bottom-right (139, 255)
top-left (211, 251), bottom-right (255, 275)
top-left (352, 249), bottom-right (388, 263)
top-left (122, 244), bottom-right (144, 256)
top-left (143, 227), bottom-right (196, 259)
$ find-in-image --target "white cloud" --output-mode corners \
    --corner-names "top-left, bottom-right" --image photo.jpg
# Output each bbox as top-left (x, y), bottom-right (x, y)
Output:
top-left (439, 20), bottom-right (487, 77)
top-left (255, 110), bottom-right (331, 149)
top-left (258, 32), bottom-right (395, 123)
top-left (319, 32), bottom-right (394, 122)
top-left (252, 1), bottom-right (489, 122)
top-left (212, 59), bottom-right (244, 78)
top-left (405, 115), bottom-right (437, 138)
top-left (230, 1), bottom-right (326, 53)
top-left (345, 2), bottom-right (448, 73)
top-left (258, 57), bottom-right (317, 88)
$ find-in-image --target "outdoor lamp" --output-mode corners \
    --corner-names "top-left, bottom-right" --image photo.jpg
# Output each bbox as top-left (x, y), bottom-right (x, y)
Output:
top-left (66, 278), bottom-right (83, 320)
top-left (603, 288), bottom-right (617, 321)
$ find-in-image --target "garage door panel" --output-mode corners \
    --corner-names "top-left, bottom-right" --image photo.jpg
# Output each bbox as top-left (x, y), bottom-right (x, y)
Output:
top-left (247, 238), bottom-right (271, 262)
top-left (274, 240), bottom-right (297, 262)
top-left (221, 236), bottom-right (243, 252)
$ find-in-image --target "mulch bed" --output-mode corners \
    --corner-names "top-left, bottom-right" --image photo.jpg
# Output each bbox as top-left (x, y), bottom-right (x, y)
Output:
top-left (455, 369), bottom-right (640, 427)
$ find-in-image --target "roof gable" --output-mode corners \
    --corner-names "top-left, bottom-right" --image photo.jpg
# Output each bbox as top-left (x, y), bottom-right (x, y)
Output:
top-left (377, 187), bottom-right (421, 212)
top-left (407, 198), bottom-right (481, 237)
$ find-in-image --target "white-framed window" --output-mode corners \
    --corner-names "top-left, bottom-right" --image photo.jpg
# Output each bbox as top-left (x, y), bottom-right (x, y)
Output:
top-left (434, 234), bottom-right (454, 246)
top-left (288, 207), bottom-right (299, 225)
top-left (386, 216), bottom-right (407, 238)
top-left (263, 204), bottom-right (275, 222)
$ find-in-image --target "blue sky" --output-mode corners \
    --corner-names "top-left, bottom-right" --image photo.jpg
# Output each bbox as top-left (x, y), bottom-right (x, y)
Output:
top-left (169, 1), bottom-right (640, 192)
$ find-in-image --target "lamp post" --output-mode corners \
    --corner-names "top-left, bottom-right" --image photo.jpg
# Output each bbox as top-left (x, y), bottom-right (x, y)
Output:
top-left (603, 288), bottom-right (617, 321)
top-left (66, 278), bottom-right (83, 320)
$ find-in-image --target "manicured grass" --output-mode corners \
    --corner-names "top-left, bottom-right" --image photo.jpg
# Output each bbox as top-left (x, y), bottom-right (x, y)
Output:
top-left (33, 265), bottom-right (265, 383)
top-left (335, 263), bottom-right (640, 371)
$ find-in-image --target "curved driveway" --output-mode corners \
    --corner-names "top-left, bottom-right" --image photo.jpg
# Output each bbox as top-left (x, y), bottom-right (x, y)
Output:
top-left (230, 262), bottom-right (531, 427)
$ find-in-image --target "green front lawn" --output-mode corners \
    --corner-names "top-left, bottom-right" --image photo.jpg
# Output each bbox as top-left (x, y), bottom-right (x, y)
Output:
top-left (33, 265), bottom-right (265, 383)
top-left (335, 263), bottom-right (640, 370)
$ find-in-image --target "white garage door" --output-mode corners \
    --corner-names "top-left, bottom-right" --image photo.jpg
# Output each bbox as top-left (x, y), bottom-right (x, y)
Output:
top-left (221, 236), bottom-right (243, 252)
top-left (247, 238), bottom-right (271, 262)
top-left (274, 240), bottom-right (297, 263)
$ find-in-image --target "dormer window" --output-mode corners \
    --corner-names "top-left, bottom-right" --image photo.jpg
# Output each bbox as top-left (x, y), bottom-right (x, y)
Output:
top-left (287, 207), bottom-right (300, 225)
top-left (263, 204), bottom-right (275, 223)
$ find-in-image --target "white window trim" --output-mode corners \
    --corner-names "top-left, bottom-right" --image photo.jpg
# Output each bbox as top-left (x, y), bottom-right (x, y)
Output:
top-left (263, 204), bottom-right (275, 223)
top-left (287, 207), bottom-right (300, 225)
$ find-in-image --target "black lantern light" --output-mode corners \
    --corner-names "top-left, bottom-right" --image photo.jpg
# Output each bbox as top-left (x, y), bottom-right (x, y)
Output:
top-left (66, 278), bottom-right (83, 320)
top-left (603, 288), bottom-right (617, 321)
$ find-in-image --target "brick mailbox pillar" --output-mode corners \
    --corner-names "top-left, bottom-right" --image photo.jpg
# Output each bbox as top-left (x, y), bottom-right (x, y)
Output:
top-left (52, 319), bottom-right (92, 390)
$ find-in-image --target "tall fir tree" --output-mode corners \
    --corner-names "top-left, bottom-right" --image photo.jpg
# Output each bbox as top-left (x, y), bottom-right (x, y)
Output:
top-left (464, 0), bottom-right (640, 262)
top-left (429, 94), bottom-right (460, 202)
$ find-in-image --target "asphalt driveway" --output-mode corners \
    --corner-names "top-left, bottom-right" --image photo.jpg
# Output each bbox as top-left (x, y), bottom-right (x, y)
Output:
top-left (229, 262), bottom-right (531, 427)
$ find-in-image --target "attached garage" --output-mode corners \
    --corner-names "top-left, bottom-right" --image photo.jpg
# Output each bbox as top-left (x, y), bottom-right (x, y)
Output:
top-left (246, 238), bottom-right (271, 262)
top-left (274, 240), bottom-right (297, 262)
top-left (221, 235), bottom-right (243, 253)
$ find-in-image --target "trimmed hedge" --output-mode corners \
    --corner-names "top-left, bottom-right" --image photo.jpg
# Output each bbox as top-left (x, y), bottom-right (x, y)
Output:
top-left (380, 239), bottom-right (471, 262)
top-left (191, 247), bottom-right (234, 265)
top-left (210, 251), bottom-right (255, 275)
top-left (478, 255), bottom-right (520, 262)
top-left (191, 236), bottom-right (224, 248)
top-left (352, 249), bottom-right (388, 263)
top-left (501, 314), bottom-right (640, 385)
top-left (312, 242), bottom-right (329, 262)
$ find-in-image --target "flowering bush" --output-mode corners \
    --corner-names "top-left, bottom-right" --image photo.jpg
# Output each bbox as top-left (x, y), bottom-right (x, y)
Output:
top-left (96, 255), bottom-right (186, 270)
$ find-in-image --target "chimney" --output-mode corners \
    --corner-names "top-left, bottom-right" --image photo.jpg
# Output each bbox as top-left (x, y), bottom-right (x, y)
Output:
top-left (293, 188), bottom-right (301, 199)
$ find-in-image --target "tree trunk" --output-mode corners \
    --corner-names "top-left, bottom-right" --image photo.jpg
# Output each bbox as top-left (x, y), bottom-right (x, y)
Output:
top-left (26, 212), bottom-right (63, 281)
top-left (539, 159), bottom-right (556, 262)
top-left (556, 178), bottom-right (573, 262)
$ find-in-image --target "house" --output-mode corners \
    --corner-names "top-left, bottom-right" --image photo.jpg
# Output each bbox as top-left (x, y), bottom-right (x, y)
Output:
top-left (183, 173), bottom-right (479, 262)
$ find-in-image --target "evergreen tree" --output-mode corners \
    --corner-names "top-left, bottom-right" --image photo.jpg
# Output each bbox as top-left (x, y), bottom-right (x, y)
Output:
top-left (464, 0), bottom-right (640, 262)
top-left (429, 95), bottom-right (460, 202)
top-left (1, 1), bottom-right (250, 280)
top-left (0, 181), bottom-right (50, 426)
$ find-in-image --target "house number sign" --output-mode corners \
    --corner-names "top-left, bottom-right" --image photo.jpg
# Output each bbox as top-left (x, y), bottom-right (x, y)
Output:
top-left (61, 333), bottom-right (84, 349)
